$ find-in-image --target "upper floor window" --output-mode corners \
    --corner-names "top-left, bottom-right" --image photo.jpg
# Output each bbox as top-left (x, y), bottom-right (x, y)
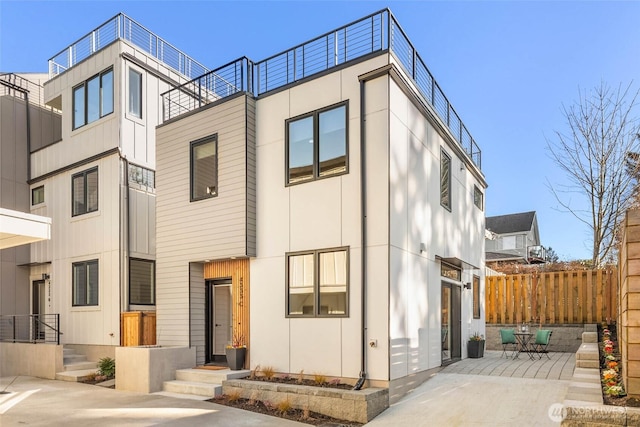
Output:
top-left (128, 68), bottom-right (142, 119)
top-left (474, 185), bottom-right (483, 210)
top-left (440, 150), bottom-right (451, 210)
top-left (129, 258), bottom-right (155, 305)
top-left (72, 167), bottom-right (98, 216)
top-left (32, 186), bottom-right (44, 205)
top-left (190, 135), bottom-right (218, 201)
top-left (286, 102), bottom-right (347, 185)
top-left (73, 259), bottom-right (99, 306)
top-left (73, 68), bottom-right (113, 129)
top-left (287, 247), bottom-right (348, 317)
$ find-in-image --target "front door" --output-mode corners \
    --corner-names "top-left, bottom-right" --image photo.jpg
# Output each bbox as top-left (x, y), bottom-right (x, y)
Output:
top-left (441, 282), bottom-right (461, 364)
top-left (32, 280), bottom-right (46, 340)
top-left (205, 279), bottom-right (232, 363)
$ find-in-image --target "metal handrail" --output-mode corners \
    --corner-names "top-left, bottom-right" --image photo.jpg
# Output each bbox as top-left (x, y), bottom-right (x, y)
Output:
top-left (159, 9), bottom-right (482, 170)
top-left (0, 314), bottom-right (62, 345)
top-left (48, 13), bottom-right (208, 80)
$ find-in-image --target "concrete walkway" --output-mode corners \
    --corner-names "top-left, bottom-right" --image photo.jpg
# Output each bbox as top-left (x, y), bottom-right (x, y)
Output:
top-left (1, 351), bottom-right (577, 426)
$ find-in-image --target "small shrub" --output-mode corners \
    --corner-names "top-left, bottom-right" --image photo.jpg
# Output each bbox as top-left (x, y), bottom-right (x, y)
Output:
top-left (329, 378), bottom-right (341, 386)
top-left (98, 357), bottom-right (115, 378)
top-left (248, 390), bottom-right (259, 406)
top-left (313, 373), bottom-right (326, 385)
top-left (262, 366), bottom-right (275, 380)
top-left (85, 372), bottom-right (98, 382)
top-left (227, 391), bottom-right (241, 402)
top-left (297, 369), bottom-right (305, 384)
top-left (276, 399), bottom-right (292, 414)
top-left (280, 373), bottom-right (291, 381)
top-left (302, 406), bottom-right (310, 420)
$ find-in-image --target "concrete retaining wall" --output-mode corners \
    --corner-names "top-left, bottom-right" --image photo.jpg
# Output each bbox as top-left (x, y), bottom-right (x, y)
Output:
top-left (486, 324), bottom-right (584, 353)
top-left (223, 379), bottom-right (389, 423)
top-left (0, 342), bottom-right (63, 379)
top-left (115, 346), bottom-right (195, 393)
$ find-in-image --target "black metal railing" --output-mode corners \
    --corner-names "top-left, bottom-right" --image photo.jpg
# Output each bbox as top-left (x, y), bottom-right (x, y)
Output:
top-left (0, 73), bottom-right (59, 112)
top-left (160, 9), bottom-right (482, 170)
top-left (0, 314), bottom-right (62, 344)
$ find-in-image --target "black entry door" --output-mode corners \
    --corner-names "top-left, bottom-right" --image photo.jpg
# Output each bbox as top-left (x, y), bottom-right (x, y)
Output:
top-left (205, 279), bottom-right (232, 363)
top-left (441, 282), bottom-right (462, 363)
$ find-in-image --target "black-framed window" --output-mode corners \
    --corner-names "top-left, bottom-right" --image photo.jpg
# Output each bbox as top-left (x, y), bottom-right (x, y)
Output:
top-left (473, 275), bottom-right (481, 319)
top-left (73, 259), bottom-right (99, 306)
top-left (474, 185), bottom-right (483, 210)
top-left (190, 135), bottom-right (218, 201)
top-left (72, 167), bottom-right (98, 216)
top-left (32, 186), bottom-right (44, 205)
top-left (286, 102), bottom-right (348, 185)
top-left (129, 258), bottom-right (155, 305)
top-left (287, 247), bottom-right (348, 317)
top-left (440, 149), bottom-right (451, 210)
top-left (128, 68), bottom-right (142, 118)
top-left (73, 68), bottom-right (113, 129)
top-left (128, 163), bottom-right (155, 188)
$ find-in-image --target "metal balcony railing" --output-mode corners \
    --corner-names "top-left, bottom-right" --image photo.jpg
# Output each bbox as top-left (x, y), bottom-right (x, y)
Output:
top-left (0, 314), bottom-right (62, 344)
top-left (0, 73), bottom-right (59, 112)
top-left (48, 13), bottom-right (208, 80)
top-left (160, 9), bottom-right (482, 170)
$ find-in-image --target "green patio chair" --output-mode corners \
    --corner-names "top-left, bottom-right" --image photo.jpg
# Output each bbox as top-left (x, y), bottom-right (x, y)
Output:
top-left (531, 330), bottom-right (552, 359)
top-left (500, 329), bottom-right (517, 358)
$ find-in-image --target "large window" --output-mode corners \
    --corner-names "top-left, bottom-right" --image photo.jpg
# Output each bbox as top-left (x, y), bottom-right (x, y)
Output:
top-left (128, 68), bottom-right (142, 118)
top-left (286, 102), bottom-right (347, 184)
top-left (128, 163), bottom-right (155, 188)
top-left (287, 248), bottom-right (348, 317)
top-left (73, 260), bottom-right (99, 306)
top-left (440, 149), bottom-right (451, 210)
top-left (190, 135), bottom-right (218, 201)
top-left (72, 168), bottom-right (98, 216)
top-left (129, 259), bottom-right (155, 305)
top-left (32, 186), bottom-right (44, 205)
top-left (73, 68), bottom-right (113, 129)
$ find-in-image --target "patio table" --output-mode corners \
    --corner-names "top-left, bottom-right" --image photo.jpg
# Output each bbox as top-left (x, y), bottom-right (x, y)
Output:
top-left (514, 332), bottom-right (535, 360)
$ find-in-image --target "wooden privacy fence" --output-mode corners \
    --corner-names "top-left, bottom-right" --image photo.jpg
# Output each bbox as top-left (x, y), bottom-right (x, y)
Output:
top-left (485, 268), bottom-right (617, 324)
top-left (121, 311), bottom-right (156, 346)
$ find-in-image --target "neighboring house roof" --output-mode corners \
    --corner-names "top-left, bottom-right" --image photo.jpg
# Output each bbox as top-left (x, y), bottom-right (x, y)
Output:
top-left (486, 211), bottom-right (536, 234)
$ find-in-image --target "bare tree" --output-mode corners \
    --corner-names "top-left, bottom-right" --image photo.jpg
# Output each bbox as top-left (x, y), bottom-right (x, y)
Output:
top-left (547, 82), bottom-right (640, 266)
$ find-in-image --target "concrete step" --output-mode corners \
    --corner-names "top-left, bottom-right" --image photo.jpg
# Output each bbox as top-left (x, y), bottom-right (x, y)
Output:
top-left (175, 368), bottom-right (250, 384)
top-left (151, 390), bottom-right (213, 401)
top-left (63, 354), bottom-right (88, 365)
top-left (64, 361), bottom-right (97, 371)
top-left (162, 380), bottom-right (221, 397)
top-left (576, 359), bottom-right (599, 369)
top-left (55, 369), bottom-right (98, 382)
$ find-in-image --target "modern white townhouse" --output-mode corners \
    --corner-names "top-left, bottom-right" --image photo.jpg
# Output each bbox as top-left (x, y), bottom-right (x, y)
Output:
top-left (155, 9), bottom-right (487, 401)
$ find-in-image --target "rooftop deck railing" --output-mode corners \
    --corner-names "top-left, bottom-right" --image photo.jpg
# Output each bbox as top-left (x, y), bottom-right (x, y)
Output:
top-left (163, 8), bottom-right (481, 169)
top-left (48, 13), bottom-right (208, 80)
top-left (0, 73), bottom-right (59, 112)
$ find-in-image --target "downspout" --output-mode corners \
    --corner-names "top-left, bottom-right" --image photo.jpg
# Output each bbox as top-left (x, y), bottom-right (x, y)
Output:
top-left (353, 79), bottom-right (368, 390)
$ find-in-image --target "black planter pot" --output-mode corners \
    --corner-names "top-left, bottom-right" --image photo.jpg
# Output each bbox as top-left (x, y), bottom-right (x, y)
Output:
top-left (468, 340), bottom-right (485, 358)
top-left (225, 347), bottom-right (246, 370)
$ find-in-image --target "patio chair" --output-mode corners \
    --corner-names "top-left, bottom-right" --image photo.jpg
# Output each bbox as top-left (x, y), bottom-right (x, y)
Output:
top-left (500, 329), bottom-right (517, 358)
top-left (531, 330), bottom-right (552, 359)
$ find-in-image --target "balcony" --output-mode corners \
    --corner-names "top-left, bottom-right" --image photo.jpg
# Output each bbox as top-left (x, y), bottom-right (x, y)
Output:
top-left (48, 13), bottom-right (208, 80)
top-left (161, 9), bottom-right (482, 170)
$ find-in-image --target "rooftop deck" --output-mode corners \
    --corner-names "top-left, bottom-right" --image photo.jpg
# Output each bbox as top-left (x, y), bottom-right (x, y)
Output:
top-left (48, 13), bottom-right (208, 80)
top-left (161, 9), bottom-right (482, 170)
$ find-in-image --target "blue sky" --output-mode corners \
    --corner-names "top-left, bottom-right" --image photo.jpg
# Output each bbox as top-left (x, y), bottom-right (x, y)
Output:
top-left (2, 0), bottom-right (639, 261)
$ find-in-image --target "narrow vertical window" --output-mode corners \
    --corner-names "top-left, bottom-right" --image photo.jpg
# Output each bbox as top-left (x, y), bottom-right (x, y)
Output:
top-left (101, 69), bottom-right (114, 116)
top-left (318, 105), bottom-right (347, 177)
top-left (287, 117), bottom-right (314, 183)
top-left (190, 135), bottom-right (218, 201)
top-left (473, 275), bottom-right (480, 319)
top-left (129, 258), bottom-right (155, 305)
top-left (474, 185), bottom-right (483, 210)
top-left (72, 167), bottom-right (98, 216)
top-left (87, 75), bottom-right (100, 123)
top-left (128, 68), bottom-right (142, 118)
top-left (73, 259), bottom-right (99, 306)
top-left (440, 150), bottom-right (451, 210)
top-left (32, 186), bottom-right (44, 205)
top-left (73, 85), bottom-right (85, 129)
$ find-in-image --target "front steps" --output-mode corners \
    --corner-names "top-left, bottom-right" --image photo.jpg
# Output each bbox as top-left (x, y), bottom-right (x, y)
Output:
top-left (55, 347), bottom-right (98, 382)
top-left (153, 368), bottom-right (250, 400)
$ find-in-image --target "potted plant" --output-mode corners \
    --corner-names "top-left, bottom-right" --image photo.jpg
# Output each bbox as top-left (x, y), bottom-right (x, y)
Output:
top-left (225, 333), bottom-right (246, 370)
top-left (468, 332), bottom-right (485, 358)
